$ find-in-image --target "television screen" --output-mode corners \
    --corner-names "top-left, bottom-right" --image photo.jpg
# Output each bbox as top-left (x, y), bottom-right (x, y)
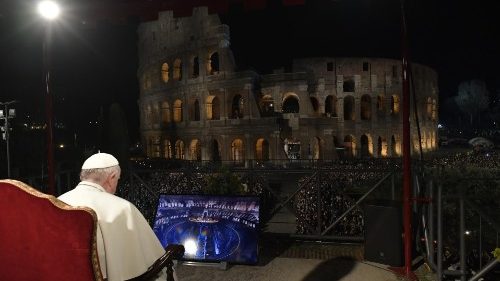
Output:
top-left (152, 194), bottom-right (260, 264)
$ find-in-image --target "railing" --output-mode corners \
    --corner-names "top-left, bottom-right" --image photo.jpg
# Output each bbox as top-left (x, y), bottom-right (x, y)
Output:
top-left (13, 157), bottom-right (500, 280)
top-left (121, 157), bottom-right (500, 280)
top-left (117, 159), bottom-right (402, 242)
top-left (321, 172), bottom-right (393, 236)
top-left (419, 166), bottom-right (500, 281)
top-left (130, 158), bottom-right (403, 172)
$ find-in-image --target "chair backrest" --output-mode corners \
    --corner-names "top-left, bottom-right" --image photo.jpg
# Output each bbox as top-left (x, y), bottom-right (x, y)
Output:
top-left (0, 179), bottom-right (104, 281)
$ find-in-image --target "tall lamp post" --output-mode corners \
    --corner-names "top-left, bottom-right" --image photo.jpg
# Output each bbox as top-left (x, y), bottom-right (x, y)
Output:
top-left (38, 0), bottom-right (60, 195)
top-left (0, 100), bottom-right (17, 178)
top-left (395, 0), bottom-right (416, 279)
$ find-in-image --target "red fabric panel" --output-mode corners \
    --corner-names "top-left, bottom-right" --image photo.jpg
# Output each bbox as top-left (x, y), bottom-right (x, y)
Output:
top-left (0, 182), bottom-right (97, 281)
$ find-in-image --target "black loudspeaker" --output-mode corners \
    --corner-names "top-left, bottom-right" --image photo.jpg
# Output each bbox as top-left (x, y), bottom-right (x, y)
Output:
top-left (364, 200), bottom-right (403, 266)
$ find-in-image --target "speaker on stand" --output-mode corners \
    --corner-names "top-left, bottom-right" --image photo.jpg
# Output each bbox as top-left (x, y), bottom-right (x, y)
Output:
top-left (364, 200), bottom-right (403, 266)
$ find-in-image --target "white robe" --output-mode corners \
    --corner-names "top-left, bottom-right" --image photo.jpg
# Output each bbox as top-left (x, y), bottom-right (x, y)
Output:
top-left (58, 181), bottom-right (166, 281)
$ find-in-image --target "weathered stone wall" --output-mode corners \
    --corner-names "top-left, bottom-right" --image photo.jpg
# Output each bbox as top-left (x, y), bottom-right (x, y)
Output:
top-left (137, 7), bottom-right (439, 163)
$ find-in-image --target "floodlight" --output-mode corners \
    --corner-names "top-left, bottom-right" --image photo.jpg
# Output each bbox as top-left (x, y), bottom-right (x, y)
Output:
top-left (38, 1), bottom-right (60, 20)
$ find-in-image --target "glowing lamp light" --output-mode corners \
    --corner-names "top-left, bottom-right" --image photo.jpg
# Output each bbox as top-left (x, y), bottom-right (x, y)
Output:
top-left (183, 239), bottom-right (198, 256)
top-left (38, 1), bottom-right (60, 20)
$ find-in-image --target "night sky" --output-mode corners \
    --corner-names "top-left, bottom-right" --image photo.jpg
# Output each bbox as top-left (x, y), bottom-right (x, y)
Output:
top-left (0, 0), bottom-right (499, 144)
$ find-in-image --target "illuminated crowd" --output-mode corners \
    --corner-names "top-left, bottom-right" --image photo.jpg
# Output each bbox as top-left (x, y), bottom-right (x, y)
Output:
top-left (116, 170), bottom-right (267, 223)
top-left (117, 149), bottom-right (499, 238)
top-left (116, 171), bottom-right (205, 222)
top-left (114, 149), bottom-right (500, 278)
top-left (295, 165), bottom-right (391, 236)
top-left (117, 159), bottom-right (397, 237)
top-left (428, 150), bottom-right (500, 169)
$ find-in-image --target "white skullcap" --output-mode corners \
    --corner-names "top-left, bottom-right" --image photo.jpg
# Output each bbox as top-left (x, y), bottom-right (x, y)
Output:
top-left (82, 153), bottom-right (119, 169)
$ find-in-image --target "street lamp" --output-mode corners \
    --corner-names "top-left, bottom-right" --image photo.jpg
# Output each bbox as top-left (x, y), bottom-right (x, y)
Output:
top-left (38, 0), bottom-right (60, 195)
top-left (38, 0), bottom-right (60, 20)
top-left (0, 100), bottom-right (17, 178)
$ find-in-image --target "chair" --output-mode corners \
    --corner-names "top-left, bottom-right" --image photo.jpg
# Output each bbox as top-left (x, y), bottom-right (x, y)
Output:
top-left (0, 179), bottom-right (184, 281)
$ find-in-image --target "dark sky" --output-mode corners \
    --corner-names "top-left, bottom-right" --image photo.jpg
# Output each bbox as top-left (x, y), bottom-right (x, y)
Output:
top-left (0, 0), bottom-right (499, 144)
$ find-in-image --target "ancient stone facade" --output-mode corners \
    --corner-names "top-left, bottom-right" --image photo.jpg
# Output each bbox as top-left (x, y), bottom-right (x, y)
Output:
top-left (137, 7), bottom-right (438, 164)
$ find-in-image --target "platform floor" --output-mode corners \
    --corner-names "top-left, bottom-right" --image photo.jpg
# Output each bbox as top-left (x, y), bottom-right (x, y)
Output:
top-left (174, 237), bottom-right (427, 281)
top-left (175, 257), bottom-right (407, 281)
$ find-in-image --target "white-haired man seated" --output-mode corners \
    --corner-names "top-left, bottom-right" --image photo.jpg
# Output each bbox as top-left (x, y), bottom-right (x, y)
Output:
top-left (59, 152), bottom-right (177, 281)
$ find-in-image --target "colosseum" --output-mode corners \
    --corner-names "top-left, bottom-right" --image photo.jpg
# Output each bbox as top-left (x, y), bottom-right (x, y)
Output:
top-left (137, 7), bottom-right (439, 165)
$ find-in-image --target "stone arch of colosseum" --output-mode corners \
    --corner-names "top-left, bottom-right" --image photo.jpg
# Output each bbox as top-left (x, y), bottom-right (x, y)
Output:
top-left (137, 10), bottom-right (438, 162)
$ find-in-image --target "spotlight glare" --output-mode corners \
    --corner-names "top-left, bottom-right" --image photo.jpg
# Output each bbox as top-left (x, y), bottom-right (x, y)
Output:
top-left (38, 1), bottom-right (60, 20)
top-left (183, 239), bottom-right (198, 256)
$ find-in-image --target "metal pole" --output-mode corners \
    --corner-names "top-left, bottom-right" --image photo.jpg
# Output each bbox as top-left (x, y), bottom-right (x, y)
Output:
top-left (437, 180), bottom-right (442, 281)
top-left (460, 197), bottom-right (466, 281)
top-left (469, 259), bottom-right (500, 281)
top-left (43, 22), bottom-right (56, 195)
top-left (413, 174), bottom-right (419, 213)
top-left (429, 179), bottom-right (435, 267)
top-left (321, 172), bottom-right (392, 236)
top-left (422, 209), bottom-right (431, 266)
top-left (4, 103), bottom-right (11, 178)
top-left (391, 172), bottom-right (395, 200)
top-left (400, 0), bottom-right (413, 275)
top-left (1, 100), bottom-right (16, 178)
top-left (479, 216), bottom-right (482, 269)
top-left (317, 171), bottom-right (322, 234)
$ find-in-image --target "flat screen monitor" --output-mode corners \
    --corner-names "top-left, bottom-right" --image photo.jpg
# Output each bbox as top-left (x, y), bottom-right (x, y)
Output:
top-left (152, 194), bottom-right (260, 264)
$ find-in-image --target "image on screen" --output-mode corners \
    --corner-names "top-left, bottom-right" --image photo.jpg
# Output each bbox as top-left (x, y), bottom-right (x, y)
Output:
top-left (152, 194), bottom-right (260, 264)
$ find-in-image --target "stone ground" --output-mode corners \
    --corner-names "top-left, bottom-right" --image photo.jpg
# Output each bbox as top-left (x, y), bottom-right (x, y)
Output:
top-left (174, 234), bottom-right (434, 281)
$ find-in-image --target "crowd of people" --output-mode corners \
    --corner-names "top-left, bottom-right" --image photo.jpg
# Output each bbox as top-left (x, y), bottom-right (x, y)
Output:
top-left (116, 171), bottom-right (205, 222)
top-left (116, 169), bottom-right (270, 223)
top-left (428, 150), bottom-right (500, 169)
top-left (117, 159), bottom-right (397, 237)
top-left (117, 149), bottom-right (500, 243)
top-left (295, 166), bottom-right (391, 236)
top-left (52, 148), bottom-right (498, 279)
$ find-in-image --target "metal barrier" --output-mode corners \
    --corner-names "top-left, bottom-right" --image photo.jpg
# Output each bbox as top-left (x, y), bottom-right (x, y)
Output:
top-left (420, 166), bottom-right (500, 281)
top-left (118, 159), bottom-right (401, 241)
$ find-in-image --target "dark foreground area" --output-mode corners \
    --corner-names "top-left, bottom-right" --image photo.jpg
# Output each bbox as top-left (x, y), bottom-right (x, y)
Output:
top-left (174, 234), bottom-right (426, 281)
